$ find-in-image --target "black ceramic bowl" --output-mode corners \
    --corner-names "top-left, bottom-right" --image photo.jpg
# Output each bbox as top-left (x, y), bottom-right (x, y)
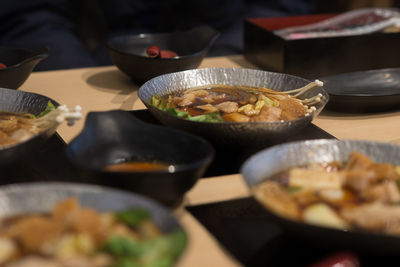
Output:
top-left (107, 26), bottom-right (219, 84)
top-left (241, 139), bottom-right (400, 253)
top-left (0, 46), bottom-right (48, 89)
top-left (320, 68), bottom-right (400, 112)
top-left (138, 68), bottom-right (329, 146)
top-left (66, 110), bottom-right (214, 206)
top-left (0, 88), bottom-right (59, 165)
top-left (0, 182), bottom-right (187, 264)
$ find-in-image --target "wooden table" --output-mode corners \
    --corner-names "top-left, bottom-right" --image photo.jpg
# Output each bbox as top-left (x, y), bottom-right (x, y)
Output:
top-left (18, 55), bottom-right (400, 266)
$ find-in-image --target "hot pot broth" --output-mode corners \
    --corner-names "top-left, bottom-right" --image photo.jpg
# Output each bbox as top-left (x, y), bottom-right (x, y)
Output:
top-left (253, 152), bottom-right (400, 235)
top-left (0, 101), bottom-right (59, 148)
top-left (0, 112), bottom-right (38, 147)
top-left (151, 81), bottom-right (323, 123)
top-left (0, 198), bottom-right (185, 267)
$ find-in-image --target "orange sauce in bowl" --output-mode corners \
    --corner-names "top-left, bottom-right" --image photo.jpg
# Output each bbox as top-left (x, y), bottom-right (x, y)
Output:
top-left (104, 161), bottom-right (169, 172)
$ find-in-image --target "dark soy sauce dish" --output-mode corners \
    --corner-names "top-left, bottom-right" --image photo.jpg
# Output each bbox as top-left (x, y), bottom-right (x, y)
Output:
top-left (0, 88), bottom-right (59, 166)
top-left (107, 26), bottom-right (219, 84)
top-left (0, 46), bottom-right (48, 89)
top-left (66, 110), bottom-right (214, 206)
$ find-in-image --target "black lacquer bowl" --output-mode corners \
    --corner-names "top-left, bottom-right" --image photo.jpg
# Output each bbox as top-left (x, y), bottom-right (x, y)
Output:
top-left (66, 110), bottom-right (214, 206)
top-left (321, 68), bottom-right (400, 112)
top-left (0, 182), bottom-right (187, 264)
top-left (138, 68), bottom-right (329, 146)
top-left (0, 46), bottom-right (48, 89)
top-left (107, 26), bottom-right (219, 84)
top-left (241, 139), bottom-right (400, 254)
top-left (0, 88), bottom-right (59, 165)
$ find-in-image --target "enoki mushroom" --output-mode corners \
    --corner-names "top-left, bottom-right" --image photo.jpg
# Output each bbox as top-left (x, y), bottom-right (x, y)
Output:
top-left (30, 105), bottom-right (82, 133)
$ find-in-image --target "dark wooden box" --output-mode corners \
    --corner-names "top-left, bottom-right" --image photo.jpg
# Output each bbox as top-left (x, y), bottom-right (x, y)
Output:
top-left (244, 14), bottom-right (400, 79)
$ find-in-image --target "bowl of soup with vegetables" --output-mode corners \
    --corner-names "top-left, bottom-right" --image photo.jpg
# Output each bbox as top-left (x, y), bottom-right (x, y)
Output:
top-left (0, 182), bottom-right (187, 267)
top-left (241, 139), bottom-right (400, 253)
top-left (138, 68), bottom-right (328, 145)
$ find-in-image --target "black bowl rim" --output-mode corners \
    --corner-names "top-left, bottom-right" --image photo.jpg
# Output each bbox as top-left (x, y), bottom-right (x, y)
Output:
top-left (240, 138), bottom-right (400, 244)
top-left (0, 87), bottom-right (60, 149)
top-left (67, 110), bottom-right (216, 174)
top-left (138, 67), bottom-right (329, 126)
top-left (0, 46), bottom-right (48, 71)
top-left (107, 26), bottom-right (220, 60)
top-left (320, 67), bottom-right (400, 97)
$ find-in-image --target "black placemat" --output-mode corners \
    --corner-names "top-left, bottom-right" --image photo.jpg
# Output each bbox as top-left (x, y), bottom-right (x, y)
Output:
top-left (130, 109), bottom-right (336, 177)
top-left (187, 197), bottom-right (400, 267)
top-left (2, 110), bottom-right (335, 183)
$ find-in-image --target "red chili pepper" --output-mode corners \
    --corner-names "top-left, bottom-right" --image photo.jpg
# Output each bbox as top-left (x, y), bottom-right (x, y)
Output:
top-left (146, 45), bottom-right (178, 58)
top-left (146, 45), bottom-right (161, 58)
top-left (0, 63), bottom-right (7, 69)
top-left (308, 251), bottom-right (360, 267)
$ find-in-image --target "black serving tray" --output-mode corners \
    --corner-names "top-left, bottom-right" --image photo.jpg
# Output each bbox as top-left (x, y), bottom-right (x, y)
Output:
top-left (1, 109), bottom-right (335, 183)
top-left (244, 15), bottom-right (400, 80)
top-left (187, 197), bottom-right (400, 267)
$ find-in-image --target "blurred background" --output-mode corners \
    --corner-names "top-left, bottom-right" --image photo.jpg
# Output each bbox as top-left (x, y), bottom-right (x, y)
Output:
top-left (0, 0), bottom-right (398, 71)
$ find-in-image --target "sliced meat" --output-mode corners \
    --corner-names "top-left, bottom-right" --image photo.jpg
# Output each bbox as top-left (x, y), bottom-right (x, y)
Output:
top-left (215, 101), bottom-right (238, 113)
top-left (340, 202), bottom-right (400, 233)
top-left (222, 112), bottom-right (250, 122)
top-left (344, 152), bottom-right (373, 170)
top-left (344, 169), bottom-right (376, 193)
top-left (362, 181), bottom-right (400, 204)
top-left (369, 163), bottom-right (400, 180)
top-left (291, 189), bottom-right (320, 206)
top-left (250, 105), bottom-right (281, 122)
top-left (188, 89), bottom-right (209, 97)
top-left (279, 97), bottom-right (307, 120)
top-left (209, 87), bottom-right (257, 105)
top-left (254, 181), bottom-right (300, 220)
top-left (195, 104), bottom-right (218, 113)
top-left (0, 116), bottom-right (18, 133)
top-left (177, 92), bottom-right (197, 107)
top-left (71, 208), bottom-right (105, 243)
top-left (5, 216), bottom-right (63, 254)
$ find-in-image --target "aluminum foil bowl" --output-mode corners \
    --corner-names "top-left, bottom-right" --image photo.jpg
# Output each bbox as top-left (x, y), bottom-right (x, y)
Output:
top-left (0, 182), bottom-right (187, 261)
top-left (138, 68), bottom-right (328, 146)
top-left (241, 139), bottom-right (400, 253)
top-left (0, 88), bottom-right (59, 166)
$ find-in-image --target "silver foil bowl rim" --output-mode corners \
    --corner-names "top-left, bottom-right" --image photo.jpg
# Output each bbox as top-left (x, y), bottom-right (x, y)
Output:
top-left (0, 182), bottom-right (183, 234)
top-left (241, 138), bottom-right (400, 188)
